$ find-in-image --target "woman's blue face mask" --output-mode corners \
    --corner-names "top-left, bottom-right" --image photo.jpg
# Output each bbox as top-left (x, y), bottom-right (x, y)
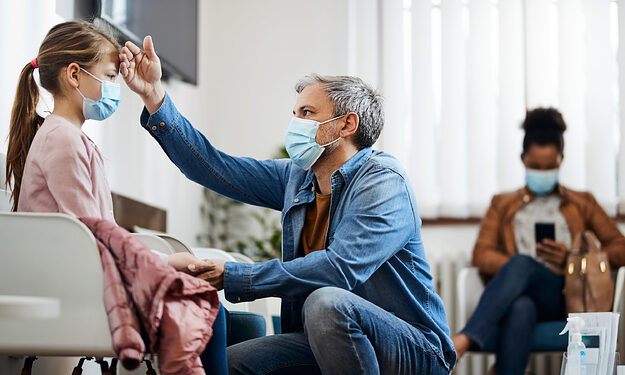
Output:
top-left (525, 168), bottom-right (559, 196)
top-left (75, 67), bottom-right (121, 121)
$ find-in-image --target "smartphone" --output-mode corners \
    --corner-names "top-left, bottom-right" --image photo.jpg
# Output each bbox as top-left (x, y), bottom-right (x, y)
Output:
top-left (535, 222), bottom-right (555, 244)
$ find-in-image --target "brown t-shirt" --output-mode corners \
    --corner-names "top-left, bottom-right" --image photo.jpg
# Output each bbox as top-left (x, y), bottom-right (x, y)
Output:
top-left (301, 192), bottom-right (332, 255)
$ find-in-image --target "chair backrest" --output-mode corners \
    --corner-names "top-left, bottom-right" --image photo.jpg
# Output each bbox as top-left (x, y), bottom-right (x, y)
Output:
top-left (132, 233), bottom-right (175, 255)
top-left (0, 212), bottom-right (113, 356)
top-left (158, 234), bottom-right (192, 253)
top-left (0, 153), bottom-right (11, 212)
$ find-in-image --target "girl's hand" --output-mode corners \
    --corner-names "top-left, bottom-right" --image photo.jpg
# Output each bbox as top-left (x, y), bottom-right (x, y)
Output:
top-left (119, 35), bottom-right (165, 114)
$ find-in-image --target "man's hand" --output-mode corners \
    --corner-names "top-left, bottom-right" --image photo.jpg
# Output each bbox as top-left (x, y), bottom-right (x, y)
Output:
top-left (168, 252), bottom-right (211, 274)
top-left (536, 239), bottom-right (569, 268)
top-left (119, 35), bottom-right (165, 114)
top-left (192, 259), bottom-right (227, 290)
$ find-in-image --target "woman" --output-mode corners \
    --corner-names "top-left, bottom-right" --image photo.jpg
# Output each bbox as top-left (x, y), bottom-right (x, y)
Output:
top-left (452, 108), bottom-right (625, 374)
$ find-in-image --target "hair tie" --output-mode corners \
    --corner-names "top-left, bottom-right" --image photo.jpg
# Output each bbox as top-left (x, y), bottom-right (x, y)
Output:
top-left (30, 58), bottom-right (38, 69)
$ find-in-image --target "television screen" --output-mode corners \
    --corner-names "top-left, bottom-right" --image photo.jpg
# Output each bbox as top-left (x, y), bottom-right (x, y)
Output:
top-left (99, 0), bottom-right (198, 85)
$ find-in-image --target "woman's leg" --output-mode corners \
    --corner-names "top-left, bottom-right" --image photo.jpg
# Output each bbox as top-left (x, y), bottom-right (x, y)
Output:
top-left (495, 296), bottom-right (538, 375)
top-left (200, 303), bottom-right (228, 375)
top-left (460, 255), bottom-right (545, 348)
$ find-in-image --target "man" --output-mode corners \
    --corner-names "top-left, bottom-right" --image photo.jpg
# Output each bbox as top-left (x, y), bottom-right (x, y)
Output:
top-left (120, 36), bottom-right (455, 375)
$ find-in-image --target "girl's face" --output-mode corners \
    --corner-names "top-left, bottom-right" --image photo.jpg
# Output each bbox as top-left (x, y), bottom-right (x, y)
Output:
top-left (77, 47), bottom-right (120, 102)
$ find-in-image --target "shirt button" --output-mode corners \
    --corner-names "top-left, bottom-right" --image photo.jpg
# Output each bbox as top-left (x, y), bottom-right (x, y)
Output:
top-left (294, 198), bottom-right (300, 203)
top-left (523, 195), bottom-right (530, 203)
top-left (151, 125), bottom-right (157, 131)
top-left (159, 121), bottom-right (165, 127)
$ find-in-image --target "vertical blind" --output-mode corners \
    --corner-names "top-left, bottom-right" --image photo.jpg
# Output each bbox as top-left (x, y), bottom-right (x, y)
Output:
top-left (377, 0), bottom-right (623, 218)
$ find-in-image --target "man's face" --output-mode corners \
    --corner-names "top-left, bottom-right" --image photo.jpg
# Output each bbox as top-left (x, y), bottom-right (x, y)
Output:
top-left (292, 83), bottom-right (339, 145)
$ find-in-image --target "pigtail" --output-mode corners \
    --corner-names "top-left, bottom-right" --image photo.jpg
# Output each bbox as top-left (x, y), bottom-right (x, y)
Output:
top-left (6, 62), bottom-right (44, 211)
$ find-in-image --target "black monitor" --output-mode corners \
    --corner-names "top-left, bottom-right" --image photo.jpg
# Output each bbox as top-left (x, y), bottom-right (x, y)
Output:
top-left (77, 0), bottom-right (199, 85)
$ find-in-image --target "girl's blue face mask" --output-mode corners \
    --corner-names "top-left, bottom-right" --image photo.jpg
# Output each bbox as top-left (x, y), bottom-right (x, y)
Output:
top-left (285, 114), bottom-right (344, 170)
top-left (76, 67), bottom-right (121, 121)
top-left (525, 168), bottom-right (559, 196)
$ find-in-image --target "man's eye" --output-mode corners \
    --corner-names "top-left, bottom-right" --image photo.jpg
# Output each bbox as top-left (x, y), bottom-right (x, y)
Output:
top-left (303, 110), bottom-right (311, 116)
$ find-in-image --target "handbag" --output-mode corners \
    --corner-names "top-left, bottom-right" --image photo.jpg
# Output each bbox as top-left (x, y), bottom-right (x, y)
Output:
top-left (563, 230), bottom-right (614, 313)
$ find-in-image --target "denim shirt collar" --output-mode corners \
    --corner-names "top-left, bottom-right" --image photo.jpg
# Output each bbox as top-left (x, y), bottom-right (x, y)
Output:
top-left (297, 147), bottom-right (373, 192)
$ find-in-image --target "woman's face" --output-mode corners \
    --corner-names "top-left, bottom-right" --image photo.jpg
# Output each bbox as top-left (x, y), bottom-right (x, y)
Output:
top-left (521, 143), bottom-right (562, 171)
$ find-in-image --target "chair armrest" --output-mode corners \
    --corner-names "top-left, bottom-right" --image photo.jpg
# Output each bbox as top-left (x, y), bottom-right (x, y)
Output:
top-left (456, 267), bottom-right (485, 332)
top-left (612, 266), bottom-right (625, 313)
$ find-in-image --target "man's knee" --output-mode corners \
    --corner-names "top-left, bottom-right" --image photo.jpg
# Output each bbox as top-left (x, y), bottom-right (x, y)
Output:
top-left (303, 287), bottom-right (353, 333)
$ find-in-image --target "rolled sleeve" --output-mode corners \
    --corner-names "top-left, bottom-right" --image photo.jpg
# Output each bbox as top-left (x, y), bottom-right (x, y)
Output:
top-left (224, 261), bottom-right (255, 303)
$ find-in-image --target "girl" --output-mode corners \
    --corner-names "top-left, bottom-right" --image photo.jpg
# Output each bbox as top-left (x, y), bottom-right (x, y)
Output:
top-left (6, 20), bottom-right (120, 218)
top-left (5, 20), bottom-right (227, 375)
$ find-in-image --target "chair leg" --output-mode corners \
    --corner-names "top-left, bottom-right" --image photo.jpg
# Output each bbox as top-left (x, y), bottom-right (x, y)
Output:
top-left (20, 356), bottom-right (37, 375)
top-left (71, 357), bottom-right (93, 375)
top-left (96, 358), bottom-right (112, 375)
top-left (145, 359), bottom-right (157, 375)
top-left (109, 358), bottom-right (118, 374)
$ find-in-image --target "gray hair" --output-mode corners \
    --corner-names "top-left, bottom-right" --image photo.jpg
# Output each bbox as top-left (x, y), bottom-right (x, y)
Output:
top-left (295, 74), bottom-right (384, 149)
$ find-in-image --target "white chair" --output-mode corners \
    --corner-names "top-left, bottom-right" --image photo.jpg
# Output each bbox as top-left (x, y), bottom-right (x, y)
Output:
top-left (0, 212), bottom-right (116, 374)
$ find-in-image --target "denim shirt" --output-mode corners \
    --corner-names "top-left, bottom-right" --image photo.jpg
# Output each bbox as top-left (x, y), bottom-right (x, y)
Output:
top-left (140, 94), bottom-right (456, 370)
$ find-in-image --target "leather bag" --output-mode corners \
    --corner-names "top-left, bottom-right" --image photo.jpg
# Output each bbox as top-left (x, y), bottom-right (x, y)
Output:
top-left (564, 230), bottom-right (614, 313)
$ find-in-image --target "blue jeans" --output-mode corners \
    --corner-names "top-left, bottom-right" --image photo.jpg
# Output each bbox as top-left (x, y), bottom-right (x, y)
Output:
top-left (228, 287), bottom-right (449, 375)
top-left (461, 255), bottom-right (565, 375)
top-left (201, 304), bottom-right (228, 375)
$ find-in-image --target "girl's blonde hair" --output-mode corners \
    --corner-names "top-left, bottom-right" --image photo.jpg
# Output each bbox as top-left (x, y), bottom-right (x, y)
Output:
top-left (6, 20), bottom-right (121, 211)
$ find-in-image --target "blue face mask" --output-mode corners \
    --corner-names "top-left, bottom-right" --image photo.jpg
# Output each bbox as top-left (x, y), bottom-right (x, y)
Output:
top-left (525, 169), bottom-right (559, 196)
top-left (285, 115), bottom-right (344, 170)
top-left (76, 67), bottom-right (121, 121)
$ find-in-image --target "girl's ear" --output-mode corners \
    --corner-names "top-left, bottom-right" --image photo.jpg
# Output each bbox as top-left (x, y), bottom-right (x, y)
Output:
top-left (65, 63), bottom-right (81, 89)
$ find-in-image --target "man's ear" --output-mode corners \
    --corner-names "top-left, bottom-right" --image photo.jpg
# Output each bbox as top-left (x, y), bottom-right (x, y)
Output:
top-left (64, 63), bottom-right (81, 89)
top-left (340, 112), bottom-right (359, 138)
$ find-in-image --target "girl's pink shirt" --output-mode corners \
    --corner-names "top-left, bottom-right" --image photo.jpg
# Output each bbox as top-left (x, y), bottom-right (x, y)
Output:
top-left (17, 114), bottom-right (115, 221)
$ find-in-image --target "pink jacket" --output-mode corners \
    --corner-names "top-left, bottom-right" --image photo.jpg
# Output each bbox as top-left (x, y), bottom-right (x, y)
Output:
top-left (81, 218), bottom-right (219, 375)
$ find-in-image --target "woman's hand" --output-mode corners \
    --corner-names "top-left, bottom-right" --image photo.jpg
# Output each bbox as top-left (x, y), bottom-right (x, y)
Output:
top-left (536, 239), bottom-right (569, 268)
top-left (119, 35), bottom-right (165, 114)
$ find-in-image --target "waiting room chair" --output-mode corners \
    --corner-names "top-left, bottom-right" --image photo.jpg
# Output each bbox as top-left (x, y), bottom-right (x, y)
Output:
top-left (456, 266), bottom-right (625, 358)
